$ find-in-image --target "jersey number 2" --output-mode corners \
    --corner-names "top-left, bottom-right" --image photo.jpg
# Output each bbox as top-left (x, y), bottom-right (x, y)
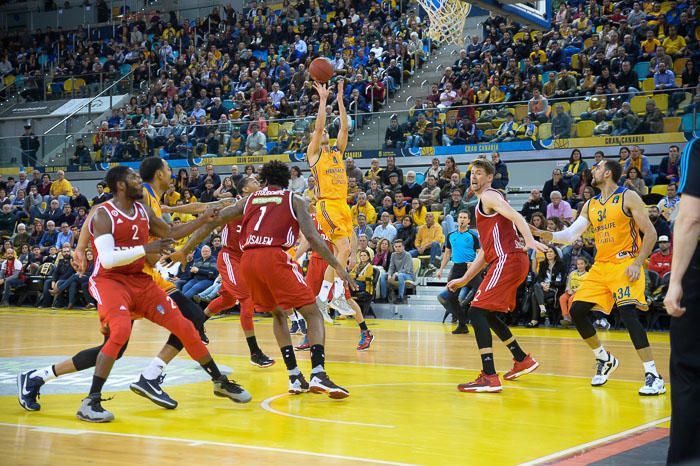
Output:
top-left (131, 225), bottom-right (139, 240)
top-left (253, 206), bottom-right (267, 231)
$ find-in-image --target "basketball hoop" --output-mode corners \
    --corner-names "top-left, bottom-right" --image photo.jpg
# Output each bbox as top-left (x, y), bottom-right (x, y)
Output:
top-left (418, 0), bottom-right (472, 45)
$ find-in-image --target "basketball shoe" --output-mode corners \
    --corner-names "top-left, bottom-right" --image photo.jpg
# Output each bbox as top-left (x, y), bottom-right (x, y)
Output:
top-left (213, 376), bottom-right (252, 403)
top-left (639, 373), bottom-right (666, 396)
top-left (328, 296), bottom-right (356, 316)
top-left (356, 330), bottom-right (374, 351)
top-left (250, 352), bottom-right (275, 368)
top-left (309, 372), bottom-right (350, 399)
top-left (295, 335), bottom-right (310, 351)
top-left (503, 354), bottom-right (540, 381)
top-left (288, 373), bottom-right (310, 394)
top-left (457, 372), bottom-right (503, 393)
top-left (316, 297), bottom-right (333, 323)
top-left (289, 320), bottom-right (301, 335)
top-left (129, 374), bottom-right (178, 409)
top-left (17, 370), bottom-right (44, 411)
top-left (591, 352), bottom-right (620, 386)
top-left (77, 394), bottom-right (115, 423)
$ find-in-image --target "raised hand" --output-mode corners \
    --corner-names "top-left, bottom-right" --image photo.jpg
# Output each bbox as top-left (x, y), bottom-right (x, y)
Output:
top-left (313, 81), bottom-right (330, 101)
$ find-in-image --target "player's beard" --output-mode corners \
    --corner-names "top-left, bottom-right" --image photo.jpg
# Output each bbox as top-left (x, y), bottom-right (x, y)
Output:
top-left (130, 186), bottom-right (144, 200)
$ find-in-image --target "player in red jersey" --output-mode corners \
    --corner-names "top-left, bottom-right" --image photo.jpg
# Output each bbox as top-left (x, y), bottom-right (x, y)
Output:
top-left (21, 166), bottom-right (251, 422)
top-left (201, 176), bottom-right (274, 367)
top-left (447, 159), bottom-right (547, 393)
top-left (169, 161), bottom-right (354, 399)
top-left (295, 216), bottom-right (375, 351)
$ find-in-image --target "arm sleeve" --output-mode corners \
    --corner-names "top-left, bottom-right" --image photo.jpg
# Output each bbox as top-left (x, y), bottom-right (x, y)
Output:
top-left (551, 215), bottom-right (591, 244)
top-left (93, 234), bottom-right (146, 269)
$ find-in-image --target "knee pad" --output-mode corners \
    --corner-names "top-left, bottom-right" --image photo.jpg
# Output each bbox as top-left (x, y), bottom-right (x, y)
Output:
top-left (72, 346), bottom-right (101, 371)
top-left (166, 333), bottom-right (184, 351)
top-left (570, 301), bottom-right (597, 340)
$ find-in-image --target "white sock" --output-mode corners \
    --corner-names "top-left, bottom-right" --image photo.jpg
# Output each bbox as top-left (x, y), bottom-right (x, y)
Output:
top-left (287, 367), bottom-right (301, 376)
top-left (142, 357), bottom-right (167, 380)
top-left (593, 346), bottom-right (608, 361)
top-left (643, 360), bottom-right (659, 377)
top-left (318, 281), bottom-right (332, 303)
top-left (333, 278), bottom-right (345, 299)
top-left (311, 364), bottom-right (324, 375)
top-left (35, 366), bottom-right (56, 382)
top-left (290, 311), bottom-right (299, 323)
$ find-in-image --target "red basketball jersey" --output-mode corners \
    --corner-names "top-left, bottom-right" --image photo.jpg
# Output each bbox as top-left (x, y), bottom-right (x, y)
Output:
top-left (310, 213), bottom-right (333, 259)
top-left (90, 200), bottom-right (150, 277)
top-left (240, 188), bottom-right (299, 250)
top-left (475, 189), bottom-right (525, 264)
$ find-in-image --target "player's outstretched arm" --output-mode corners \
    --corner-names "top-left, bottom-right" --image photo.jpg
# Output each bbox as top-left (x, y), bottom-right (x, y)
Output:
top-left (534, 200), bottom-right (592, 244)
top-left (482, 189), bottom-right (548, 252)
top-left (162, 198), bottom-right (235, 215)
top-left (306, 82), bottom-right (330, 167)
top-left (336, 78), bottom-right (348, 153)
top-left (447, 249), bottom-right (486, 291)
top-left (295, 233), bottom-right (311, 259)
top-left (167, 199), bottom-right (247, 263)
top-left (293, 194), bottom-right (357, 290)
top-left (624, 189), bottom-right (658, 281)
top-left (145, 202), bottom-right (218, 241)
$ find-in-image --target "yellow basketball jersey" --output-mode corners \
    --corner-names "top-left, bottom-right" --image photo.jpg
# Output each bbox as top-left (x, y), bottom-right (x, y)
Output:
top-left (588, 187), bottom-right (640, 263)
top-left (311, 146), bottom-right (347, 201)
top-left (142, 183), bottom-right (163, 241)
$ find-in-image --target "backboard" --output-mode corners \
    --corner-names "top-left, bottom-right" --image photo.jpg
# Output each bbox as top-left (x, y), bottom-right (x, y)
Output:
top-left (467, 0), bottom-right (552, 30)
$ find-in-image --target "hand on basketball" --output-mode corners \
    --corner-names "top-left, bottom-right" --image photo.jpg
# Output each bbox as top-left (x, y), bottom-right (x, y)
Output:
top-left (664, 282), bottom-right (686, 317)
top-left (313, 81), bottom-right (330, 101)
top-left (625, 263), bottom-right (642, 282)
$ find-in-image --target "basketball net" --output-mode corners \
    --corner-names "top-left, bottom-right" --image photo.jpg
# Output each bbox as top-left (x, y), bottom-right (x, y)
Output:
top-left (418, 0), bottom-right (471, 45)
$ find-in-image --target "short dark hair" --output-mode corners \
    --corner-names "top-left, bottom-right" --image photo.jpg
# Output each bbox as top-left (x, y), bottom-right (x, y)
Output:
top-left (457, 209), bottom-right (470, 217)
top-left (139, 156), bottom-right (166, 183)
top-left (393, 238), bottom-right (404, 245)
top-left (259, 160), bottom-right (290, 189)
top-left (604, 159), bottom-right (622, 183)
top-left (105, 165), bottom-right (131, 193)
top-left (236, 175), bottom-right (255, 194)
top-left (471, 159), bottom-right (495, 175)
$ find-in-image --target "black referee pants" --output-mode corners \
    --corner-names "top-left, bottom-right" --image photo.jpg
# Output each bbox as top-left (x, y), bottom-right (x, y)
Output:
top-left (668, 255), bottom-right (700, 465)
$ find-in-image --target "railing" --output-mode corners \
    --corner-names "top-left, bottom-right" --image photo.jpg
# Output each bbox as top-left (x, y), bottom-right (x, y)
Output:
top-left (0, 84), bottom-right (696, 169)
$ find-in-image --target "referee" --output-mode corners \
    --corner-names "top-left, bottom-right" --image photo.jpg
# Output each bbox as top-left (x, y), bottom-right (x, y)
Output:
top-left (664, 137), bottom-right (700, 465)
top-left (437, 210), bottom-right (480, 334)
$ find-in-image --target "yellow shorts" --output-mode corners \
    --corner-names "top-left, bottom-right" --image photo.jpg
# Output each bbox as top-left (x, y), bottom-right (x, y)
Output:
top-left (143, 262), bottom-right (177, 294)
top-left (573, 257), bottom-right (648, 313)
top-left (316, 199), bottom-right (353, 241)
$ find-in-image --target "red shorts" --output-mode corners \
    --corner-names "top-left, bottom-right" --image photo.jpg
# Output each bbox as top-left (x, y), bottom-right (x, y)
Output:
top-left (472, 252), bottom-right (529, 312)
top-left (89, 273), bottom-right (207, 359)
top-left (306, 254), bottom-right (351, 300)
top-left (217, 250), bottom-right (253, 309)
top-left (240, 248), bottom-right (316, 313)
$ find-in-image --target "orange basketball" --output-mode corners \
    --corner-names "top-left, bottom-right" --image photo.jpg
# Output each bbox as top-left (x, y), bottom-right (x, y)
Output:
top-left (309, 57), bottom-right (334, 83)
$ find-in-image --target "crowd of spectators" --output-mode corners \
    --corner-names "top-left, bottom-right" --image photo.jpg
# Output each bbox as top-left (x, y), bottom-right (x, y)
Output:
top-left (390, 5), bottom-right (699, 149)
top-left (5, 0), bottom-right (429, 167)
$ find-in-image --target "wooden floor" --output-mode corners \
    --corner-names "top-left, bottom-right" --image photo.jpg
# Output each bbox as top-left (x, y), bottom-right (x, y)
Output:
top-left (0, 308), bottom-right (671, 465)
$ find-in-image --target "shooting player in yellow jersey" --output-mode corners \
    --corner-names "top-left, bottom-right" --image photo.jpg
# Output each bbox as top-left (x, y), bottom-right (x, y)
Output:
top-left (306, 79), bottom-right (356, 317)
top-left (531, 159), bottom-right (666, 396)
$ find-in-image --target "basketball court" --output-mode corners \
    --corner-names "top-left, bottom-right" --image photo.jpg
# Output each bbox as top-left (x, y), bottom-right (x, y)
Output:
top-left (1, 308), bottom-right (671, 465)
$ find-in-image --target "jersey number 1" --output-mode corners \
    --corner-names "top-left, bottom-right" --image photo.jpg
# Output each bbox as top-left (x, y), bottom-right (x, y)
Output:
top-left (253, 206), bottom-right (267, 231)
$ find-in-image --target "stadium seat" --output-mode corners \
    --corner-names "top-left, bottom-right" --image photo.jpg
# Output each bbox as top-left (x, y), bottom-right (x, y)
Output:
top-left (681, 113), bottom-right (700, 132)
top-left (630, 95), bottom-right (649, 114)
top-left (576, 120), bottom-right (595, 138)
top-left (570, 53), bottom-right (579, 70)
top-left (222, 100), bottom-right (234, 111)
top-left (675, 76), bottom-right (682, 87)
top-left (571, 100), bottom-right (588, 119)
top-left (650, 184), bottom-right (668, 196)
top-left (633, 61), bottom-right (650, 78)
top-left (538, 123), bottom-right (552, 139)
top-left (673, 58), bottom-right (688, 76)
top-left (119, 63), bottom-right (131, 75)
top-left (515, 104), bottom-right (529, 121)
top-left (652, 93), bottom-right (669, 112)
top-left (641, 78), bottom-right (655, 93)
top-left (3, 74), bottom-right (15, 86)
top-left (267, 122), bottom-right (279, 141)
top-left (677, 92), bottom-right (693, 112)
top-left (663, 117), bottom-right (681, 132)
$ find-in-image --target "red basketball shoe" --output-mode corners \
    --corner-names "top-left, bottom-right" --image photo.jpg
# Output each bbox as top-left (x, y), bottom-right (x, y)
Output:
top-left (503, 354), bottom-right (540, 381)
top-left (457, 372), bottom-right (502, 393)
